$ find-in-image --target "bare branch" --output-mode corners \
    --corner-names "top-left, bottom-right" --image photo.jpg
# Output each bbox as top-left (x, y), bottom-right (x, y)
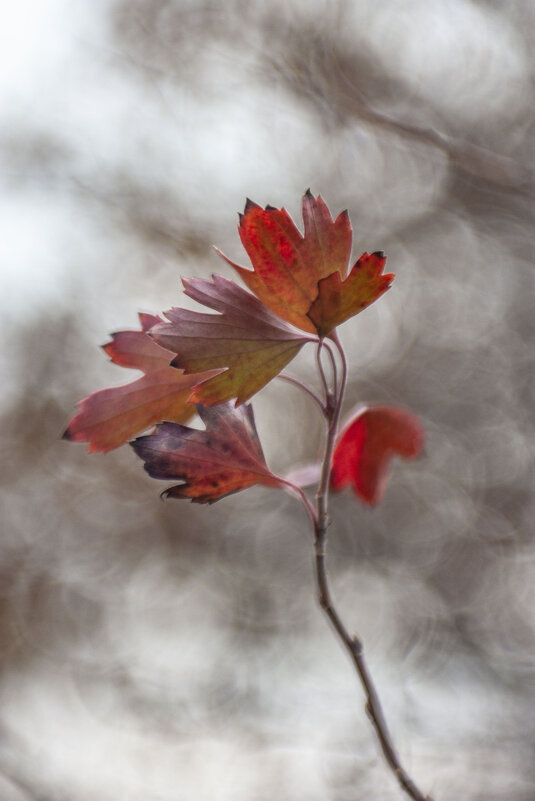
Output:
top-left (312, 331), bottom-right (433, 801)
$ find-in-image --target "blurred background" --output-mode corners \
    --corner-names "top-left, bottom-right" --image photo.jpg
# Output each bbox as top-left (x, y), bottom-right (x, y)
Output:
top-left (1, 0), bottom-right (535, 799)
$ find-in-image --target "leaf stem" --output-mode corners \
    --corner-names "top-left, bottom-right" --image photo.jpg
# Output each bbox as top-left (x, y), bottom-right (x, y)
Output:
top-left (277, 373), bottom-right (325, 413)
top-left (278, 477), bottom-right (318, 528)
top-left (315, 341), bottom-right (332, 405)
top-left (320, 338), bottom-right (339, 398)
top-left (312, 331), bottom-right (432, 801)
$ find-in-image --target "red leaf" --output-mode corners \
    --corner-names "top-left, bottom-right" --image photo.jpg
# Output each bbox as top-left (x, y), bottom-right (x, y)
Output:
top-left (131, 402), bottom-right (283, 503)
top-left (64, 314), bottom-right (218, 452)
top-left (217, 191), bottom-right (392, 336)
top-left (150, 274), bottom-right (314, 406)
top-left (331, 406), bottom-right (425, 505)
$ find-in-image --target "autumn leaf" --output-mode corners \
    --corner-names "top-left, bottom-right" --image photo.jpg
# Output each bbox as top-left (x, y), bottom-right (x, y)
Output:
top-left (307, 251), bottom-right (393, 337)
top-left (131, 402), bottom-right (284, 503)
top-left (64, 313), bottom-right (218, 452)
top-left (331, 406), bottom-right (425, 505)
top-left (217, 190), bottom-right (393, 337)
top-left (150, 274), bottom-right (314, 406)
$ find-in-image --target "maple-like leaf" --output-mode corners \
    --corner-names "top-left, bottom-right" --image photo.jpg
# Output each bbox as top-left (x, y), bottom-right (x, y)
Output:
top-left (331, 406), bottom-right (425, 505)
top-left (150, 274), bottom-right (314, 406)
top-left (217, 190), bottom-right (393, 337)
top-left (64, 313), bottom-right (218, 452)
top-left (131, 402), bottom-right (283, 503)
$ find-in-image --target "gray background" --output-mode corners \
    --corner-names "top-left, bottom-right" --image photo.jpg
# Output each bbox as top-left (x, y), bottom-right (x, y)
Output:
top-left (1, 1), bottom-right (534, 799)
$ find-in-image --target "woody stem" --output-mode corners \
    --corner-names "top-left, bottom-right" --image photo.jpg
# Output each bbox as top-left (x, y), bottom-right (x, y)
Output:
top-left (312, 332), bottom-right (432, 801)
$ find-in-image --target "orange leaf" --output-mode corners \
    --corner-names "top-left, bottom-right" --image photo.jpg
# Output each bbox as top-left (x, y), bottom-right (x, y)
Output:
top-left (308, 252), bottom-right (394, 337)
top-left (217, 190), bottom-right (352, 333)
top-left (331, 406), bottom-right (425, 505)
top-left (64, 314), bottom-right (217, 452)
top-left (131, 403), bottom-right (284, 503)
top-left (217, 191), bottom-right (392, 336)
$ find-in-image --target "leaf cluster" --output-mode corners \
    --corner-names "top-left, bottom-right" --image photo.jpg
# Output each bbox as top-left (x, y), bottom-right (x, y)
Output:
top-left (65, 192), bottom-right (422, 505)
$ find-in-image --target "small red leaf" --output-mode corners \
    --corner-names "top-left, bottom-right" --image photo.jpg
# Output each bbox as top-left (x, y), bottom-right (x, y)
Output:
top-left (131, 402), bottom-right (283, 503)
top-left (331, 406), bottom-right (425, 505)
top-left (64, 314), bottom-right (218, 452)
top-left (101, 313), bottom-right (172, 371)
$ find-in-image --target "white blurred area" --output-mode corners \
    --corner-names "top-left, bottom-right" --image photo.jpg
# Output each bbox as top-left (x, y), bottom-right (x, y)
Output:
top-left (1, 1), bottom-right (535, 799)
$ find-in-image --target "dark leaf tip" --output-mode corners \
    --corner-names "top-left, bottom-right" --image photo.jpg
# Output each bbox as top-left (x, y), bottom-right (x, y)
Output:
top-left (244, 198), bottom-right (259, 214)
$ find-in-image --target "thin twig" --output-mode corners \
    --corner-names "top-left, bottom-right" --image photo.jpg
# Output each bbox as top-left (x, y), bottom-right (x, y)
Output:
top-left (314, 550), bottom-right (432, 801)
top-left (315, 341), bottom-right (332, 405)
top-left (312, 331), bottom-right (433, 801)
top-left (278, 477), bottom-right (318, 528)
top-left (315, 333), bottom-right (346, 518)
top-left (320, 338), bottom-right (339, 398)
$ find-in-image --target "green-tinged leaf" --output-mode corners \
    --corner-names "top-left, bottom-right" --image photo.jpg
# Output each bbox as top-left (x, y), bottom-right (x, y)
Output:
top-left (150, 274), bottom-right (315, 405)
